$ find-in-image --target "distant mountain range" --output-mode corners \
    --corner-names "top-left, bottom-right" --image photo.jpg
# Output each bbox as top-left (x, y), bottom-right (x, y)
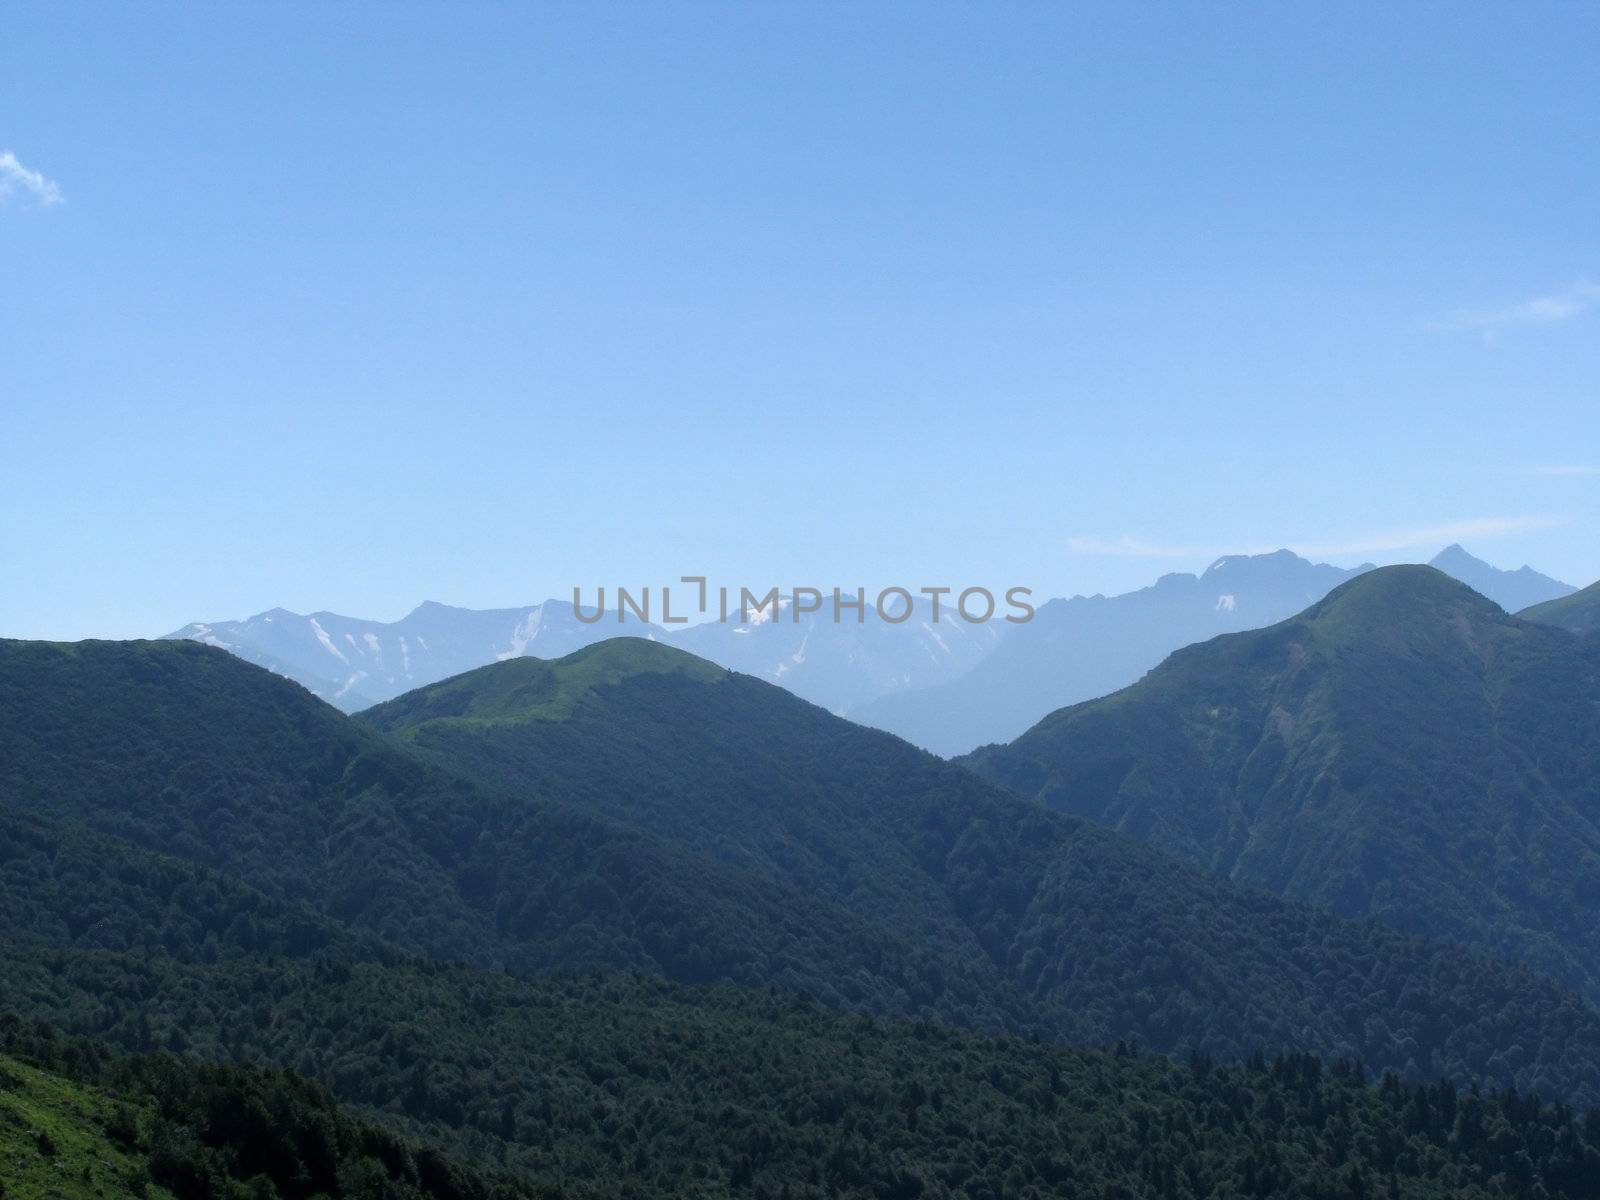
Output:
top-left (964, 565), bottom-right (1600, 1003)
top-left (166, 598), bottom-right (654, 710)
top-left (857, 544), bottom-right (1576, 754)
top-left (668, 593), bottom-right (1001, 713)
top-left (164, 545), bottom-right (1580, 751)
top-left (854, 550), bottom-right (1371, 755)
top-left (166, 592), bottom-right (997, 715)
top-left (1430, 542), bottom-right (1577, 612)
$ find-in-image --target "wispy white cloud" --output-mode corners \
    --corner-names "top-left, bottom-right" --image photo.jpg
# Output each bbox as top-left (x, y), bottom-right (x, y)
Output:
top-left (0, 150), bottom-right (63, 207)
top-left (1437, 280), bottom-right (1600, 339)
top-left (1507, 465), bottom-right (1600, 479)
top-left (1287, 516), bottom-right (1563, 558)
top-left (1068, 516), bottom-right (1564, 563)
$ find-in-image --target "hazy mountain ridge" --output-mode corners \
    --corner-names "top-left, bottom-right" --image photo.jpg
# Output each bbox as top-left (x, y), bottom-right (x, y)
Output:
top-left (854, 550), bottom-right (1375, 754)
top-left (166, 598), bottom-right (660, 710)
top-left (963, 565), bottom-right (1600, 1003)
top-left (669, 592), bottom-right (1003, 713)
top-left (858, 545), bottom-right (1576, 756)
top-left (165, 592), bottom-right (997, 716)
top-left (1428, 543), bottom-right (1575, 612)
top-left (162, 546), bottom-right (1575, 737)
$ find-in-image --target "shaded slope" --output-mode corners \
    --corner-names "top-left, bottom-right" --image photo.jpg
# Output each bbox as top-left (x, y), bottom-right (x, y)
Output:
top-left (359, 638), bottom-right (1600, 1089)
top-left (11, 791), bottom-right (1600, 1106)
top-left (13, 802), bottom-right (1600, 1191)
top-left (965, 566), bottom-right (1600, 1000)
top-left (1522, 579), bottom-right (1600, 636)
top-left (0, 638), bottom-right (1031, 1031)
top-left (11, 634), bottom-right (1600, 1096)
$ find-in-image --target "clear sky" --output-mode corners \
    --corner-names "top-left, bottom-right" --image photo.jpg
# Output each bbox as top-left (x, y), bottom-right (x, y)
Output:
top-left (3, 3), bottom-right (1598, 639)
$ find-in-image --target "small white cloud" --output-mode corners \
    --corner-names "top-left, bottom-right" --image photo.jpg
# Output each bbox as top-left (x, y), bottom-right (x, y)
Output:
top-left (0, 150), bottom-right (64, 207)
top-left (1438, 280), bottom-right (1600, 340)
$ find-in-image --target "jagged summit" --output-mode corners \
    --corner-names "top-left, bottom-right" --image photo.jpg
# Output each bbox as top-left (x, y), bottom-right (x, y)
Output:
top-left (965, 562), bottom-right (1600, 1003)
top-left (1426, 544), bottom-right (1574, 611)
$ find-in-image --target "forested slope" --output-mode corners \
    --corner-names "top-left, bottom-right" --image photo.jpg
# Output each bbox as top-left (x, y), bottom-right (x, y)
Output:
top-left (966, 567), bottom-right (1600, 1002)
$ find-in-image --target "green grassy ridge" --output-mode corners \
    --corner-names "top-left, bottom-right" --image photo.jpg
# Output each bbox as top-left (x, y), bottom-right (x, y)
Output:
top-left (361, 637), bottom-right (728, 730)
top-left (964, 565), bottom-right (1600, 1002)
top-left (0, 1023), bottom-right (537, 1200)
top-left (1521, 579), bottom-right (1600, 636)
top-left (0, 1052), bottom-right (171, 1200)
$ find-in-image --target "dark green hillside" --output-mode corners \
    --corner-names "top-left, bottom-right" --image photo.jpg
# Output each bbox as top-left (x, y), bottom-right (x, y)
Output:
top-left (0, 637), bottom-right (501, 956)
top-left (965, 566), bottom-right (1600, 1000)
top-left (1522, 579), bottom-right (1600, 636)
top-left (0, 638), bottom-right (1033, 1031)
top-left (10, 636), bottom-right (1600, 1196)
top-left (13, 635), bottom-right (1600, 1099)
top-left (361, 638), bottom-right (1600, 1097)
top-left (9, 794), bottom-right (1600, 1108)
top-left (8, 963), bottom-right (1600, 1200)
top-left (0, 804), bottom-right (394, 966)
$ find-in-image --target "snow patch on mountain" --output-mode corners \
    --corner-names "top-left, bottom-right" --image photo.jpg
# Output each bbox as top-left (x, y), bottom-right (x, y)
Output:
top-left (309, 618), bottom-right (348, 664)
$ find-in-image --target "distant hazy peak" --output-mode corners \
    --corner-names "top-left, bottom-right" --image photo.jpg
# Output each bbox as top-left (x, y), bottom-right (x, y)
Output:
top-left (1426, 544), bottom-right (1575, 612)
top-left (1430, 543), bottom-right (1482, 570)
top-left (1203, 548), bottom-right (1305, 575)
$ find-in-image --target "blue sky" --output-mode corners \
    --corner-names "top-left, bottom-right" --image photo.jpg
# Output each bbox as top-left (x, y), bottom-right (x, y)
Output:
top-left (3, 3), bottom-right (1598, 639)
